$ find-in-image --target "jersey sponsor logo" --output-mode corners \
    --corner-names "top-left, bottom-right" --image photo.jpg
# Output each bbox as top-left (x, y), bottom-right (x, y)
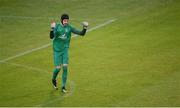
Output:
top-left (58, 33), bottom-right (67, 40)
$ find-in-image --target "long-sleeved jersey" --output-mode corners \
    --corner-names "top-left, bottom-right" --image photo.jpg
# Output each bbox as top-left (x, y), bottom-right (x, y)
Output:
top-left (50, 23), bottom-right (86, 51)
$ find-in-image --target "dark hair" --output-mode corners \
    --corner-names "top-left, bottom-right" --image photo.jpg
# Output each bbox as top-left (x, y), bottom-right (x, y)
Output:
top-left (61, 13), bottom-right (69, 21)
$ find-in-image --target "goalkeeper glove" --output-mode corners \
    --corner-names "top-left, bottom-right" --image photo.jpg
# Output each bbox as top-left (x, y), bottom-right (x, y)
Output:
top-left (51, 21), bottom-right (56, 30)
top-left (82, 21), bottom-right (89, 29)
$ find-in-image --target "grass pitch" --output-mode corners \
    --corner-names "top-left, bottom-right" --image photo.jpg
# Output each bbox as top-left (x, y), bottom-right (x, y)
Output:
top-left (0, 0), bottom-right (180, 107)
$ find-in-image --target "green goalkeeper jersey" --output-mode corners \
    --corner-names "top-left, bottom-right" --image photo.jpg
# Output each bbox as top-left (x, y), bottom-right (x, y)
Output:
top-left (53, 23), bottom-right (85, 51)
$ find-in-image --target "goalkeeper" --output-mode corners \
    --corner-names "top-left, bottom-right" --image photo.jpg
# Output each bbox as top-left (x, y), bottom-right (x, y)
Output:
top-left (49, 13), bottom-right (88, 93)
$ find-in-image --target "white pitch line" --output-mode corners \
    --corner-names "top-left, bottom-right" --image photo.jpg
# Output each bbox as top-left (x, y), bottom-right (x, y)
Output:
top-left (0, 15), bottom-right (113, 21)
top-left (0, 61), bottom-right (50, 73)
top-left (87, 19), bottom-right (115, 32)
top-left (0, 19), bottom-right (116, 62)
top-left (0, 15), bottom-right (54, 20)
top-left (0, 43), bottom-right (52, 62)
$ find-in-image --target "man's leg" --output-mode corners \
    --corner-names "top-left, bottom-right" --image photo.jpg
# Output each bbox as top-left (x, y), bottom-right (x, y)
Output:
top-left (52, 66), bottom-right (61, 80)
top-left (52, 66), bottom-right (61, 89)
top-left (62, 64), bottom-right (68, 91)
top-left (61, 48), bottom-right (68, 93)
top-left (52, 51), bottom-right (62, 90)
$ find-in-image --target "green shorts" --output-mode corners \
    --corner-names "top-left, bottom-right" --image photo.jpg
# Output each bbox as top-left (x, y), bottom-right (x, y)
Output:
top-left (53, 48), bottom-right (69, 66)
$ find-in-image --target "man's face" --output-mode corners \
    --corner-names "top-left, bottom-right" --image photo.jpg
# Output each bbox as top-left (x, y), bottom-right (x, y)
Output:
top-left (62, 19), bottom-right (69, 25)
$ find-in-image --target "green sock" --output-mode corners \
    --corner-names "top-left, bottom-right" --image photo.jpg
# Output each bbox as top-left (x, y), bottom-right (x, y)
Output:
top-left (62, 66), bottom-right (68, 88)
top-left (52, 68), bottom-right (60, 80)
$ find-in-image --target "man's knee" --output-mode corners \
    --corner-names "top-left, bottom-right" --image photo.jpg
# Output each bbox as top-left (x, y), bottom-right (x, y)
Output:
top-left (63, 64), bottom-right (68, 67)
top-left (55, 65), bottom-right (61, 69)
top-left (62, 64), bottom-right (68, 73)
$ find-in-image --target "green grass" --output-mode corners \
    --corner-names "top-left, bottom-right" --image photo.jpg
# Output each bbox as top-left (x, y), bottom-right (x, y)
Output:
top-left (0, 0), bottom-right (180, 107)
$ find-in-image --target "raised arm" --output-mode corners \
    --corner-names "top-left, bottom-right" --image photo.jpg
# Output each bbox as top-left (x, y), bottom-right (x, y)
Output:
top-left (71, 22), bottom-right (89, 36)
top-left (49, 21), bottom-right (56, 39)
